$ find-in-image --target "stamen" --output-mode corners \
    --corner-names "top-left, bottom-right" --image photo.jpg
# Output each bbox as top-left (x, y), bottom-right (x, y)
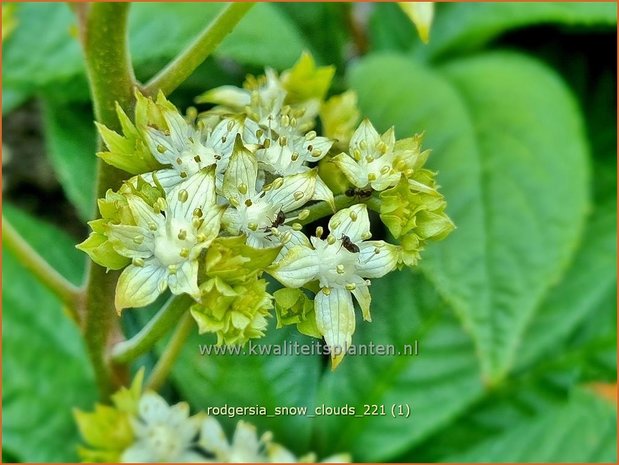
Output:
top-left (167, 264), bottom-right (178, 275)
top-left (263, 139), bottom-right (271, 149)
top-left (179, 248), bottom-right (190, 258)
top-left (322, 287), bottom-right (331, 296)
top-left (292, 223), bottom-right (303, 231)
top-left (327, 235), bottom-right (336, 245)
top-left (177, 189), bottom-right (189, 203)
top-left (176, 157), bottom-right (183, 165)
top-left (291, 152), bottom-right (299, 161)
top-left (361, 231), bottom-right (372, 240)
top-left (197, 233), bottom-right (207, 243)
top-left (227, 119), bottom-right (235, 131)
top-left (133, 235), bottom-right (144, 245)
top-left (158, 280), bottom-right (167, 293)
top-left (132, 257), bottom-right (145, 267)
top-left (194, 155), bottom-right (202, 163)
top-left (238, 183), bottom-right (248, 195)
top-left (345, 283), bottom-right (356, 291)
top-left (245, 199), bottom-right (253, 207)
top-left (193, 208), bottom-right (203, 218)
top-left (311, 149), bottom-right (322, 158)
top-left (349, 211), bottom-right (358, 221)
top-left (229, 198), bottom-right (240, 207)
top-left (248, 223), bottom-right (258, 231)
top-left (192, 218), bottom-right (203, 229)
top-left (352, 149), bottom-right (362, 161)
top-left (380, 165), bottom-right (390, 175)
top-left (367, 173), bottom-right (377, 182)
top-left (360, 140), bottom-right (368, 150)
top-left (156, 144), bottom-right (166, 153)
top-left (298, 209), bottom-right (310, 221)
top-left (315, 226), bottom-right (324, 238)
top-left (293, 191), bottom-right (304, 201)
top-left (336, 264), bottom-right (345, 274)
top-left (180, 171), bottom-right (188, 179)
top-left (177, 229), bottom-right (187, 240)
top-left (305, 131), bottom-right (317, 141)
top-left (148, 222), bottom-right (158, 231)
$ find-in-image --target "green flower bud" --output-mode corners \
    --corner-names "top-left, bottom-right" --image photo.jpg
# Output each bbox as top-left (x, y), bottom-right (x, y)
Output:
top-left (191, 278), bottom-right (273, 345)
top-left (273, 288), bottom-right (321, 338)
top-left (320, 90), bottom-right (361, 150)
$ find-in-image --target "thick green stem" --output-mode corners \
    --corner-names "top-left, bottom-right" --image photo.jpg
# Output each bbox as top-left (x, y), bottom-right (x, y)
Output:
top-left (3, 216), bottom-right (82, 318)
top-left (80, 2), bottom-right (137, 397)
top-left (110, 294), bottom-right (194, 364)
top-left (146, 313), bottom-right (195, 391)
top-left (144, 2), bottom-right (255, 96)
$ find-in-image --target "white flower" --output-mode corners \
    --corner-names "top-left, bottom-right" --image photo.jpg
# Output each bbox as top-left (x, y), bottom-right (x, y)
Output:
top-left (121, 392), bottom-right (204, 463)
top-left (109, 168), bottom-right (222, 311)
top-left (200, 419), bottom-right (324, 463)
top-left (332, 119), bottom-right (401, 191)
top-left (145, 108), bottom-right (260, 191)
top-left (221, 143), bottom-right (322, 253)
top-left (271, 204), bottom-right (400, 367)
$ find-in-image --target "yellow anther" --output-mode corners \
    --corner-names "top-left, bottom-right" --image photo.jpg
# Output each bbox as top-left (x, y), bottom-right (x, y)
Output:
top-left (156, 144), bottom-right (166, 153)
top-left (178, 189), bottom-right (189, 203)
top-left (193, 208), bottom-right (203, 218)
top-left (245, 199), bottom-right (253, 207)
top-left (350, 211), bottom-right (358, 221)
top-left (345, 283), bottom-right (357, 291)
top-left (305, 131), bottom-right (317, 141)
top-left (177, 229), bottom-right (187, 240)
top-left (322, 287), bottom-right (331, 296)
top-left (292, 223), bottom-right (303, 231)
top-left (179, 248), bottom-right (190, 258)
top-left (293, 191), bottom-right (304, 201)
top-left (367, 173), bottom-right (377, 182)
top-left (238, 183), bottom-right (248, 195)
top-left (167, 264), bottom-right (178, 274)
top-left (336, 264), bottom-right (345, 274)
top-left (248, 223), bottom-right (258, 231)
top-left (327, 235), bottom-right (336, 245)
top-left (315, 226), bottom-right (324, 238)
top-left (298, 209), bottom-right (310, 221)
top-left (132, 257), bottom-right (145, 267)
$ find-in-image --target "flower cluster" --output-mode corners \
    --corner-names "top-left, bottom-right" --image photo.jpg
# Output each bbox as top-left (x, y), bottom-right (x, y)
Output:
top-left (75, 371), bottom-right (349, 463)
top-left (78, 53), bottom-right (453, 366)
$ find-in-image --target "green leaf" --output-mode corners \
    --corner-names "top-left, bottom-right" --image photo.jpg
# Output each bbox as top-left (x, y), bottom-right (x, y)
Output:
top-left (445, 389), bottom-right (616, 462)
top-left (518, 194), bottom-right (616, 368)
top-left (3, 3), bottom-right (307, 103)
top-left (422, 2), bottom-right (617, 60)
top-left (170, 322), bottom-right (322, 453)
top-left (312, 271), bottom-right (483, 461)
top-left (3, 204), bottom-right (96, 462)
top-left (350, 53), bottom-right (589, 383)
top-left (42, 99), bottom-right (97, 221)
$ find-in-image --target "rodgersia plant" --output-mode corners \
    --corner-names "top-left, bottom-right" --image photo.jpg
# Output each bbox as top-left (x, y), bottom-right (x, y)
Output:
top-left (78, 52), bottom-right (454, 368)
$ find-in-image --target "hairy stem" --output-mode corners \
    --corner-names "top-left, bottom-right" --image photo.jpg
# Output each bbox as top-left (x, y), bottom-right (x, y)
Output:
top-left (3, 216), bottom-right (82, 320)
top-left (144, 2), bottom-right (255, 96)
top-left (80, 2), bottom-right (137, 397)
top-left (110, 294), bottom-right (194, 364)
top-left (146, 313), bottom-right (195, 391)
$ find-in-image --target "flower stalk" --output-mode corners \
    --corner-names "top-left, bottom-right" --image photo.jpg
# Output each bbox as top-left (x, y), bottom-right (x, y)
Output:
top-left (3, 216), bottom-right (82, 319)
top-left (110, 294), bottom-right (194, 364)
top-left (144, 2), bottom-right (255, 96)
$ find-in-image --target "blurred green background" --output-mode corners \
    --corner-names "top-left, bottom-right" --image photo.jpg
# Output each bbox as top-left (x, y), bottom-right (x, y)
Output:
top-left (3, 2), bottom-right (617, 463)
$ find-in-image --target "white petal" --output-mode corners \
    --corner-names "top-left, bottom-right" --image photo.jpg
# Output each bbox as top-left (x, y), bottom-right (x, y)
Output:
top-left (107, 224), bottom-right (154, 259)
top-left (199, 416), bottom-right (231, 458)
top-left (275, 227), bottom-right (310, 261)
top-left (357, 241), bottom-right (400, 278)
top-left (145, 128), bottom-right (177, 165)
top-left (329, 204), bottom-right (370, 243)
top-left (350, 119), bottom-right (381, 158)
top-left (127, 195), bottom-right (164, 229)
top-left (231, 421), bottom-right (261, 460)
top-left (370, 172), bottom-right (401, 191)
top-left (222, 145), bottom-right (258, 201)
top-left (168, 168), bottom-right (216, 220)
top-left (315, 288), bottom-right (355, 369)
top-left (198, 85), bottom-right (250, 107)
top-left (267, 444), bottom-right (297, 463)
top-left (312, 175), bottom-right (335, 209)
top-left (149, 168), bottom-right (184, 191)
top-left (352, 284), bottom-right (372, 322)
top-left (121, 443), bottom-right (156, 463)
top-left (332, 153), bottom-right (368, 188)
top-left (168, 259), bottom-right (200, 299)
top-left (267, 172), bottom-right (315, 212)
top-left (271, 245), bottom-right (319, 288)
top-left (138, 392), bottom-right (171, 423)
top-left (115, 261), bottom-right (167, 312)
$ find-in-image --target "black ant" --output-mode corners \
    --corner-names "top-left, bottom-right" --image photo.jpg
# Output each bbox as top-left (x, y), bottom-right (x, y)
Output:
top-left (345, 187), bottom-right (373, 200)
top-left (340, 234), bottom-right (360, 253)
top-left (264, 210), bottom-right (286, 232)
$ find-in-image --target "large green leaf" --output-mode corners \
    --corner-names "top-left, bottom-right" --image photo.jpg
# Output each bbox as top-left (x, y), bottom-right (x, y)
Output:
top-left (350, 53), bottom-right (589, 383)
top-left (445, 389), bottom-right (616, 462)
top-left (42, 99), bottom-right (97, 221)
top-left (423, 2), bottom-right (617, 60)
top-left (518, 195), bottom-right (616, 367)
top-left (2, 204), bottom-right (95, 462)
top-left (170, 321), bottom-right (322, 454)
top-left (312, 271), bottom-right (483, 462)
top-left (3, 3), bottom-right (306, 102)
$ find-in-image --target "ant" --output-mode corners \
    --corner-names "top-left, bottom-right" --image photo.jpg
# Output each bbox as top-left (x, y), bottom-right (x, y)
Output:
top-left (345, 187), bottom-right (373, 200)
top-left (340, 234), bottom-right (360, 253)
top-left (264, 210), bottom-right (286, 232)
